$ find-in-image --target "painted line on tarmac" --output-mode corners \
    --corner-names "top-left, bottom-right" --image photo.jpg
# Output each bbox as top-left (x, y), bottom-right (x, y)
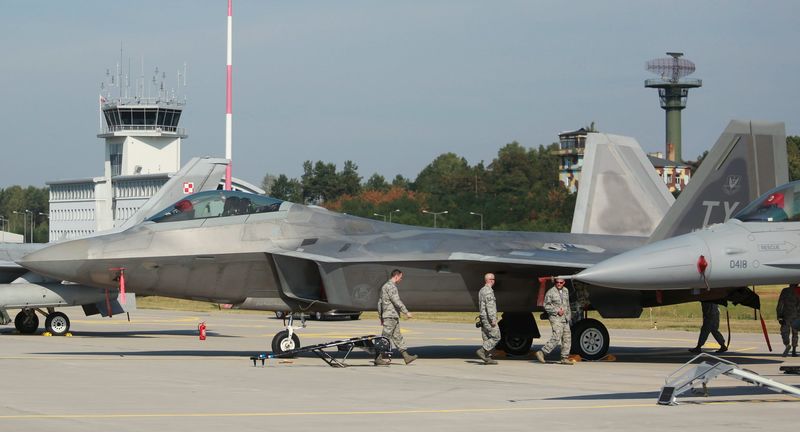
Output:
top-left (4, 399), bottom-right (799, 421)
top-left (0, 402), bottom-right (658, 420)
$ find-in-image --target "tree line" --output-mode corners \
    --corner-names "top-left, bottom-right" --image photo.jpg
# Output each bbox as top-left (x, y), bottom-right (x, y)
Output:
top-left (263, 141), bottom-right (578, 232)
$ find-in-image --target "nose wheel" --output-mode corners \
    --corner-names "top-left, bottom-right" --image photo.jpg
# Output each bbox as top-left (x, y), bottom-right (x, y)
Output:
top-left (571, 318), bottom-right (610, 360)
top-left (271, 312), bottom-right (305, 356)
top-left (45, 312), bottom-right (71, 336)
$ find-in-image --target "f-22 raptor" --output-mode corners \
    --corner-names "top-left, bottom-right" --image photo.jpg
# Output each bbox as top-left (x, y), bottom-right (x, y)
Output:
top-left (10, 120), bottom-right (788, 359)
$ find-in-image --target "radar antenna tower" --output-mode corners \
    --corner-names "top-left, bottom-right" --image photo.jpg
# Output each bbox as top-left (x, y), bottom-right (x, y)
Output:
top-left (645, 52), bottom-right (702, 162)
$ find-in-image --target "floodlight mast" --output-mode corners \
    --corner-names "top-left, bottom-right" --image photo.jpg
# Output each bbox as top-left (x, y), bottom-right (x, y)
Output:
top-left (645, 52), bottom-right (702, 162)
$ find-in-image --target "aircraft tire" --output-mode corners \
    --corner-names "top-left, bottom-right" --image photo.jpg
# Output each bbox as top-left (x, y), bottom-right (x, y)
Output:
top-left (14, 310), bottom-right (39, 335)
top-left (271, 330), bottom-right (300, 357)
top-left (45, 312), bottom-right (71, 336)
top-left (499, 334), bottom-right (533, 356)
top-left (571, 318), bottom-right (609, 360)
top-left (274, 311), bottom-right (285, 319)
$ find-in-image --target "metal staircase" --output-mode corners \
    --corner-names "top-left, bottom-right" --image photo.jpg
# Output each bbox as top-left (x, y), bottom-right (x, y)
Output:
top-left (658, 353), bottom-right (800, 405)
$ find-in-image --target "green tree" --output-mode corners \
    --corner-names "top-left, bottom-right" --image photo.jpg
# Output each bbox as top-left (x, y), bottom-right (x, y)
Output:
top-left (391, 174), bottom-right (410, 189)
top-left (0, 185), bottom-right (50, 242)
top-left (269, 174), bottom-right (303, 202)
top-left (365, 173), bottom-right (389, 191)
top-left (338, 160), bottom-right (362, 197)
top-left (788, 136), bottom-right (800, 181)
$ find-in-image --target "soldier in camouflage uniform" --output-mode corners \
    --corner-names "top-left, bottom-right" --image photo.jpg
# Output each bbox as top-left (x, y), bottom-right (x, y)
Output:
top-left (689, 301), bottom-right (727, 354)
top-left (476, 273), bottom-right (500, 365)
top-left (777, 283), bottom-right (800, 357)
top-left (376, 269), bottom-right (418, 365)
top-left (535, 278), bottom-right (573, 365)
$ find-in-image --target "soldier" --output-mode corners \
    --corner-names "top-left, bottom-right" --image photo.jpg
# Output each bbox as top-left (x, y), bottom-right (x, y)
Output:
top-left (777, 283), bottom-right (800, 357)
top-left (689, 301), bottom-right (727, 354)
top-left (376, 269), bottom-right (418, 365)
top-left (535, 278), bottom-right (573, 365)
top-left (476, 273), bottom-right (500, 365)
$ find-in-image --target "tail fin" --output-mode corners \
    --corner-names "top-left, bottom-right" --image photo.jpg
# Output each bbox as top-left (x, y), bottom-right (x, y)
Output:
top-left (118, 157), bottom-right (229, 230)
top-left (648, 120), bottom-right (787, 242)
top-left (571, 133), bottom-right (674, 236)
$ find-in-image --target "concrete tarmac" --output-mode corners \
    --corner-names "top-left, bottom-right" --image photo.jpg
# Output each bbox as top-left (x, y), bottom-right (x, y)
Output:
top-left (1, 307), bottom-right (798, 431)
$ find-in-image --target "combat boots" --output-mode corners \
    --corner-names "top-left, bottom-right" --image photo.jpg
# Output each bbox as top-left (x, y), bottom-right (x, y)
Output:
top-left (793, 346), bottom-right (798, 357)
top-left (400, 350), bottom-right (418, 365)
top-left (534, 350), bottom-right (546, 364)
top-left (783, 345), bottom-right (791, 357)
top-left (374, 354), bottom-right (391, 366)
top-left (476, 348), bottom-right (497, 364)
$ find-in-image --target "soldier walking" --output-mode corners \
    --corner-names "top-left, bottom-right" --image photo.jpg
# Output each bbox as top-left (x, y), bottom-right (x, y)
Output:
top-left (777, 283), bottom-right (800, 357)
top-left (476, 273), bottom-right (500, 365)
top-left (535, 278), bottom-right (574, 365)
top-left (376, 269), bottom-right (418, 365)
top-left (689, 301), bottom-right (727, 354)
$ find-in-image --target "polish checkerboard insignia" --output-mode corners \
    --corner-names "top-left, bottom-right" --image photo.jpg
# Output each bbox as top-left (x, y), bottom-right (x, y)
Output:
top-left (183, 182), bottom-right (194, 194)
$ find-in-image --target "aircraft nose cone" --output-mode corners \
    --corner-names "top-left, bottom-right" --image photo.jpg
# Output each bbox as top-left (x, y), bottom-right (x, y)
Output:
top-left (575, 234), bottom-right (709, 290)
top-left (18, 239), bottom-right (91, 283)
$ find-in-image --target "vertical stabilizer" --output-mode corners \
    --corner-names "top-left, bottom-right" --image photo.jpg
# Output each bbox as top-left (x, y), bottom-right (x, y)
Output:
top-left (571, 133), bottom-right (675, 236)
top-left (648, 120), bottom-right (787, 242)
top-left (118, 157), bottom-right (229, 230)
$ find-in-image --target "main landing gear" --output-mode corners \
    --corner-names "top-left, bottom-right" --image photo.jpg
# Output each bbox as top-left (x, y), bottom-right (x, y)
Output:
top-left (497, 312), bottom-right (610, 360)
top-left (13, 308), bottom-right (72, 336)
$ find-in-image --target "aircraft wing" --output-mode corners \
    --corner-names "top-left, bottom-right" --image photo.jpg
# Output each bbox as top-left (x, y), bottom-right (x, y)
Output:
top-left (272, 227), bottom-right (645, 273)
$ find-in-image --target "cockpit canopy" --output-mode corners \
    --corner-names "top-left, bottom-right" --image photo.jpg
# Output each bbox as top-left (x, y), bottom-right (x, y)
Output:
top-left (147, 190), bottom-right (284, 223)
top-left (734, 180), bottom-right (800, 223)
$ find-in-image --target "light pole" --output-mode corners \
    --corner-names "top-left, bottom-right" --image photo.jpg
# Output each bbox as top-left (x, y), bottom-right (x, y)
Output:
top-left (0, 216), bottom-right (6, 242)
top-left (422, 210), bottom-right (448, 228)
top-left (12, 210), bottom-right (27, 243)
top-left (27, 210), bottom-right (35, 243)
top-left (469, 211), bottom-right (484, 230)
top-left (373, 212), bottom-right (386, 222)
top-left (38, 213), bottom-right (49, 244)
top-left (389, 209), bottom-right (400, 223)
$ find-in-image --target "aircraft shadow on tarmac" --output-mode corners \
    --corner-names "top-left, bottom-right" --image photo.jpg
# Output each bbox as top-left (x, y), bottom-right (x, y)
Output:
top-left (396, 345), bottom-right (786, 366)
top-left (40, 350), bottom-right (261, 357)
top-left (511, 386), bottom-right (794, 403)
top-left (33, 343), bottom-right (789, 366)
top-left (0, 328), bottom-right (237, 338)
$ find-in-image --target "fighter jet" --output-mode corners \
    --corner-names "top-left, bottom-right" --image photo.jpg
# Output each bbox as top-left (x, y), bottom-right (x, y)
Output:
top-left (574, 179), bottom-right (800, 291)
top-left (12, 120), bottom-right (788, 360)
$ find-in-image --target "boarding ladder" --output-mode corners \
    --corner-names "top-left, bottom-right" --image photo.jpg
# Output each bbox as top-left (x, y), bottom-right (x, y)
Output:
top-left (658, 353), bottom-right (800, 405)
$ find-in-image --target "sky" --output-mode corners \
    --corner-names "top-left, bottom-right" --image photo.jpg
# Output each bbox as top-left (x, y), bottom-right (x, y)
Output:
top-left (1, 1), bottom-right (798, 188)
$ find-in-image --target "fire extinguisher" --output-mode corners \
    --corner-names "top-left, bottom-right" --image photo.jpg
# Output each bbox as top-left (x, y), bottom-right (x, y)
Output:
top-left (198, 322), bottom-right (207, 341)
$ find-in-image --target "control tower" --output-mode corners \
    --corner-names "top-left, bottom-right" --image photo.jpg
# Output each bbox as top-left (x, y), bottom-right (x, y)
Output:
top-left (98, 95), bottom-right (188, 178)
top-left (645, 52), bottom-right (702, 162)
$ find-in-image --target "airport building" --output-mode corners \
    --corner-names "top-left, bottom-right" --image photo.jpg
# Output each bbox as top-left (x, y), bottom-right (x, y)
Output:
top-left (47, 83), bottom-right (261, 242)
top-left (555, 127), bottom-right (692, 193)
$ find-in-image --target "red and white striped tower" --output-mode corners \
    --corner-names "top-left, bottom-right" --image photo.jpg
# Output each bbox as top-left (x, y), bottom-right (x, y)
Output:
top-left (224, 0), bottom-right (233, 190)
